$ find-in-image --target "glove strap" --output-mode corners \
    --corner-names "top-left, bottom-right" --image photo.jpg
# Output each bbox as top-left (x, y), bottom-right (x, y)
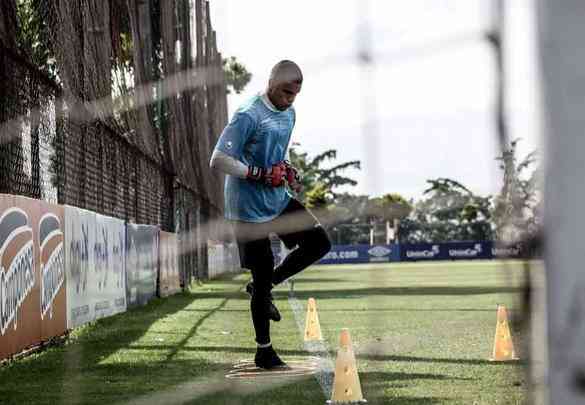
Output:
top-left (247, 166), bottom-right (265, 181)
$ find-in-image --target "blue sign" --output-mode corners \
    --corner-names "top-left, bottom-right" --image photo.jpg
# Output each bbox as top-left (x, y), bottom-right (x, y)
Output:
top-left (318, 244), bottom-right (400, 265)
top-left (400, 241), bottom-right (495, 261)
top-left (314, 241), bottom-right (526, 265)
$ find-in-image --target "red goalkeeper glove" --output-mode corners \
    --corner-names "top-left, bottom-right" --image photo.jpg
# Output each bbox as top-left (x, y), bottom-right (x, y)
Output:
top-left (246, 162), bottom-right (287, 187)
top-left (284, 161), bottom-right (303, 193)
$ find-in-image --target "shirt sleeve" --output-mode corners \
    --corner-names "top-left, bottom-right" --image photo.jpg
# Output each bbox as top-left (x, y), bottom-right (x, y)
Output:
top-left (209, 149), bottom-right (248, 178)
top-left (214, 112), bottom-right (256, 159)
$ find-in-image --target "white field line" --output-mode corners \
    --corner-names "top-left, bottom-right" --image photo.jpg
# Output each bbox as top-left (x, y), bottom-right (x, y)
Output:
top-left (284, 280), bottom-right (335, 399)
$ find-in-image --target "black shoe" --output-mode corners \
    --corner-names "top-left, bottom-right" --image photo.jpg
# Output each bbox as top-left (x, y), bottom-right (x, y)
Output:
top-left (254, 346), bottom-right (287, 369)
top-left (267, 301), bottom-right (281, 322)
top-left (246, 282), bottom-right (281, 322)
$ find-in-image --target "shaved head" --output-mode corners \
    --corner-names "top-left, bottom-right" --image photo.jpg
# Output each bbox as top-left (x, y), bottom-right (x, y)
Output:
top-left (269, 60), bottom-right (303, 87)
top-left (266, 60), bottom-right (303, 111)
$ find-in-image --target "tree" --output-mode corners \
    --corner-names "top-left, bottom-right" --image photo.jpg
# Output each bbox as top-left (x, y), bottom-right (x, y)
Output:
top-left (367, 193), bottom-right (413, 223)
top-left (492, 138), bottom-right (540, 242)
top-left (328, 193), bottom-right (371, 245)
top-left (287, 144), bottom-right (362, 240)
top-left (366, 193), bottom-right (412, 244)
top-left (223, 56), bottom-right (251, 94)
top-left (399, 178), bottom-right (494, 243)
top-left (1, 0), bottom-right (53, 198)
top-left (15, 0), bottom-right (56, 78)
top-left (305, 182), bottom-right (329, 209)
top-left (288, 144), bottom-right (361, 203)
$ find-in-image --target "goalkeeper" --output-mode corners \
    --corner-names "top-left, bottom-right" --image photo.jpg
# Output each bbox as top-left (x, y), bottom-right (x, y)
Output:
top-left (210, 60), bottom-right (331, 369)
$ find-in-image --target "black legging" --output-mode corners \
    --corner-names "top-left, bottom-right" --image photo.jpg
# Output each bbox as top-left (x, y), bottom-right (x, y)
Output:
top-left (233, 198), bottom-right (331, 344)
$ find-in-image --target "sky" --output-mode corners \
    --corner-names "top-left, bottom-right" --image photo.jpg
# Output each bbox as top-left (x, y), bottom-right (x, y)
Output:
top-left (208, 0), bottom-right (541, 201)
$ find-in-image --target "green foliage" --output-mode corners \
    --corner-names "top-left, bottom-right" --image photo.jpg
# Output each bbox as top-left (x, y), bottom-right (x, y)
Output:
top-left (399, 177), bottom-right (494, 243)
top-left (327, 193), bottom-right (371, 245)
top-left (367, 193), bottom-right (413, 223)
top-left (288, 144), bottom-right (360, 204)
top-left (398, 142), bottom-right (540, 244)
top-left (305, 182), bottom-right (329, 209)
top-left (222, 56), bottom-right (252, 94)
top-left (15, 0), bottom-right (57, 79)
top-left (364, 193), bottom-right (413, 244)
top-left (288, 144), bottom-right (362, 241)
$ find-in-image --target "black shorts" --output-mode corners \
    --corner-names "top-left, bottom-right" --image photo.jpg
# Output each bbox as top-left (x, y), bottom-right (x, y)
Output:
top-left (232, 198), bottom-right (321, 271)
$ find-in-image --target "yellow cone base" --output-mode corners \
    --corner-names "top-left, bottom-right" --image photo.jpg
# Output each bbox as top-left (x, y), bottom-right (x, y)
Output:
top-left (489, 304), bottom-right (519, 362)
top-left (304, 297), bottom-right (323, 341)
top-left (489, 357), bottom-right (519, 362)
top-left (329, 329), bottom-right (366, 403)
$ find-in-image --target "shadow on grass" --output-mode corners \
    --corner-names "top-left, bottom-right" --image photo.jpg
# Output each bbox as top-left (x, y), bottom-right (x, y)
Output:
top-left (166, 285), bottom-right (245, 361)
top-left (362, 370), bottom-right (466, 404)
top-left (0, 276), bottom-right (250, 405)
top-left (287, 278), bottom-right (348, 283)
top-left (189, 285), bottom-right (522, 301)
top-left (185, 369), bottom-right (451, 405)
top-left (122, 345), bottom-right (521, 368)
top-left (186, 290), bottom-right (248, 301)
top-left (207, 277), bottom-right (348, 285)
top-left (293, 286), bottom-right (522, 300)
top-left (183, 365), bottom-right (458, 405)
top-left (180, 308), bottom-right (249, 313)
top-left (303, 307), bottom-right (494, 313)
top-left (363, 370), bottom-right (471, 382)
top-left (357, 353), bottom-right (525, 366)
top-left (363, 398), bottom-right (447, 405)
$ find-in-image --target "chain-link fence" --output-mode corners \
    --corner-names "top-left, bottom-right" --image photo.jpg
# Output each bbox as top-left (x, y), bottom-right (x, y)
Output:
top-left (0, 45), bottom-right (60, 204)
top-left (0, 0), bottom-right (232, 283)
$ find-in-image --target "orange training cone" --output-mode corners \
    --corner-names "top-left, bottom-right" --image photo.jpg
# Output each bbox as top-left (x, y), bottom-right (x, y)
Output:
top-left (327, 329), bottom-right (367, 404)
top-left (490, 304), bottom-right (519, 361)
top-left (304, 298), bottom-right (323, 341)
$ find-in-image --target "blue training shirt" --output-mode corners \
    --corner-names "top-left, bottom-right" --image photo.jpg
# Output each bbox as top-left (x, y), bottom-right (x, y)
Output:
top-left (214, 94), bottom-right (295, 222)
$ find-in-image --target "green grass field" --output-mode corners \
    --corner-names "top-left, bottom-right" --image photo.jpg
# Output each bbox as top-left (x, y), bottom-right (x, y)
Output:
top-left (0, 260), bottom-right (531, 404)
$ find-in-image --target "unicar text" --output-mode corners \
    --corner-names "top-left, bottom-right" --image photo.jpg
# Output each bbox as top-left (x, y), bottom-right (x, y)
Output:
top-left (492, 245), bottom-right (521, 258)
top-left (449, 243), bottom-right (482, 258)
top-left (406, 245), bottom-right (440, 259)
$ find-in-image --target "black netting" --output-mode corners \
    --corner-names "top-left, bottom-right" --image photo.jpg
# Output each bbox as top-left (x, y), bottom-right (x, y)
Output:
top-left (174, 185), bottom-right (208, 286)
top-left (59, 117), bottom-right (174, 230)
top-left (0, 45), bottom-right (176, 231)
top-left (1, 0), bottom-right (229, 274)
top-left (0, 46), bottom-right (60, 203)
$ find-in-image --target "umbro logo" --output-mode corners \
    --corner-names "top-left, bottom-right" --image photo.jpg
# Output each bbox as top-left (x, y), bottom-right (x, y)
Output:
top-left (368, 246), bottom-right (391, 257)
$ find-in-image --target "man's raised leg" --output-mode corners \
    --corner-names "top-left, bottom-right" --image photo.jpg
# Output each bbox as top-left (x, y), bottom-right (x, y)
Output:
top-left (272, 199), bottom-right (332, 286)
top-left (272, 224), bottom-right (331, 286)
